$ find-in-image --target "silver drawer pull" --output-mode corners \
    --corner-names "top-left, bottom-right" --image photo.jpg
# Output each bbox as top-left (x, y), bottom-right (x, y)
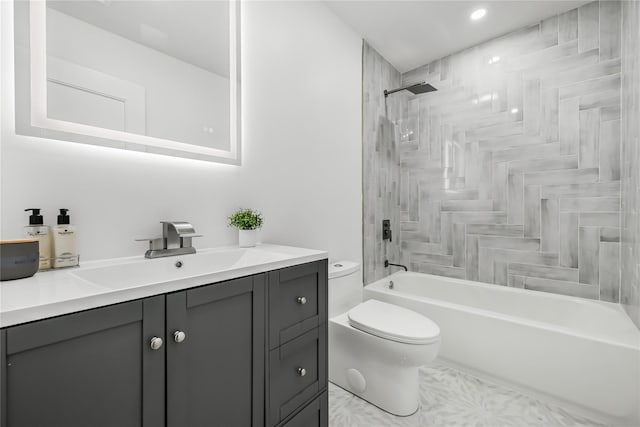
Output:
top-left (297, 296), bottom-right (307, 305)
top-left (173, 330), bottom-right (186, 343)
top-left (150, 336), bottom-right (163, 350)
top-left (297, 367), bottom-right (307, 377)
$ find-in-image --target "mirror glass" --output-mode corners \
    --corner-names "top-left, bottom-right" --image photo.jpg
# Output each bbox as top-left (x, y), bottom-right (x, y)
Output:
top-left (14, 0), bottom-right (240, 164)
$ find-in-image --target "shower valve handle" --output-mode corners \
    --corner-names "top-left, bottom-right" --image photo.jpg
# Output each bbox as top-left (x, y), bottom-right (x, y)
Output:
top-left (382, 219), bottom-right (392, 242)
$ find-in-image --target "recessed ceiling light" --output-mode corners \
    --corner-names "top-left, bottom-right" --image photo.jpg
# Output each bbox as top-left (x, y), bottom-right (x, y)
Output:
top-left (470, 8), bottom-right (487, 21)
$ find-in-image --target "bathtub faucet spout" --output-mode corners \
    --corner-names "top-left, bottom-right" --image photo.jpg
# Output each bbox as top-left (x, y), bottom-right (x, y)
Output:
top-left (384, 260), bottom-right (408, 272)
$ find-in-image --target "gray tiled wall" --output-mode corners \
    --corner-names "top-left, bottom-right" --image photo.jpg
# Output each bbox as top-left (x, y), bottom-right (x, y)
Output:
top-left (366, 1), bottom-right (624, 301)
top-left (621, 1), bottom-right (640, 326)
top-left (362, 42), bottom-right (406, 285)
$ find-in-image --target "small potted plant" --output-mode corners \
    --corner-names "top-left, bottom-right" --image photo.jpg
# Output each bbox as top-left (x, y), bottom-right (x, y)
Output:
top-left (228, 208), bottom-right (263, 247)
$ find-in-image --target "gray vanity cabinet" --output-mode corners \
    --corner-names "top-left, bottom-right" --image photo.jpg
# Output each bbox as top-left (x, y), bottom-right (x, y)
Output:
top-left (0, 259), bottom-right (328, 427)
top-left (166, 275), bottom-right (265, 427)
top-left (0, 296), bottom-right (166, 427)
top-left (267, 260), bottom-right (328, 427)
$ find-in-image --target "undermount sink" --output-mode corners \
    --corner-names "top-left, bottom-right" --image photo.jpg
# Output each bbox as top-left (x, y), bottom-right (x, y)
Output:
top-left (70, 246), bottom-right (292, 291)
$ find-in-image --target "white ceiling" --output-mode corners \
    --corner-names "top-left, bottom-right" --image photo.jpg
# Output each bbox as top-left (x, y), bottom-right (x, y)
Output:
top-left (47, 1), bottom-right (592, 77)
top-left (325, 1), bottom-right (592, 73)
top-left (47, 1), bottom-right (230, 77)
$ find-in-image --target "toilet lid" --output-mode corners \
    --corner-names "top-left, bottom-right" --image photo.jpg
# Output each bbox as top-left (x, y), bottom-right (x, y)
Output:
top-left (348, 300), bottom-right (440, 345)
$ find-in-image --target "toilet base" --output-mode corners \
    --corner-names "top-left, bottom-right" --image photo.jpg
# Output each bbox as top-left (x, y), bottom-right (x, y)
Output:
top-left (328, 314), bottom-right (439, 416)
top-left (329, 364), bottom-right (420, 416)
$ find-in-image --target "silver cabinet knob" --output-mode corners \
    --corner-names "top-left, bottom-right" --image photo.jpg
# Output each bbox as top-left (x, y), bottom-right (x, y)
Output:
top-left (150, 336), bottom-right (163, 350)
top-left (297, 296), bottom-right (307, 305)
top-left (297, 367), bottom-right (307, 377)
top-left (173, 330), bottom-right (186, 343)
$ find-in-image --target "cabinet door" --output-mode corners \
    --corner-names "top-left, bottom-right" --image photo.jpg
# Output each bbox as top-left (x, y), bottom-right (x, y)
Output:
top-left (0, 296), bottom-right (165, 427)
top-left (166, 274), bottom-right (265, 427)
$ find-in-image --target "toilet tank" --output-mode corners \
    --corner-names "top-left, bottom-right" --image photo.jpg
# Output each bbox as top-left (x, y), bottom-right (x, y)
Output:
top-left (328, 261), bottom-right (362, 318)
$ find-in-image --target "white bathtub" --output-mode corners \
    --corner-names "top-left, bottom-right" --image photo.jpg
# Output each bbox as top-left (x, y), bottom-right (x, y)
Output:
top-left (364, 272), bottom-right (640, 425)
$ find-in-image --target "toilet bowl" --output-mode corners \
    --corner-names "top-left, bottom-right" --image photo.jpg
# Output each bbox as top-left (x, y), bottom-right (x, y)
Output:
top-left (328, 262), bottom-right (441, 416)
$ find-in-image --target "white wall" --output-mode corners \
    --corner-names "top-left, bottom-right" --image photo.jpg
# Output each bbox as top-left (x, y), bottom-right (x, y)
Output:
top-left (0, 1), bottom-right (363, 266)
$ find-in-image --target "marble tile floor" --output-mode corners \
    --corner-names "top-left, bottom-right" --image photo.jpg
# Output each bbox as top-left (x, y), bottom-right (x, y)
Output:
top-left (328, 362), bottom-right (608, 427)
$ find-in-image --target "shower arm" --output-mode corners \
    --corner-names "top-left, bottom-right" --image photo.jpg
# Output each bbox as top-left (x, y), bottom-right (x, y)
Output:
top-left (383, 82), bottom-right (425, 98)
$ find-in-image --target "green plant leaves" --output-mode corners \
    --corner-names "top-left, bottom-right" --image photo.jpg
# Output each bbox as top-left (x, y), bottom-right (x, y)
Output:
top-left (228, 208), bottom-right (264, 230)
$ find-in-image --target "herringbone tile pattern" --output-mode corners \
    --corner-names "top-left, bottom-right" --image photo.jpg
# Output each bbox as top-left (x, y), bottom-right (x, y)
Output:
top-left (397, 1), bottom-right (622, 301)
top-left (621, 0), bottom-right (640, 326)
top-left (363, 42), bottom-right (404, 285)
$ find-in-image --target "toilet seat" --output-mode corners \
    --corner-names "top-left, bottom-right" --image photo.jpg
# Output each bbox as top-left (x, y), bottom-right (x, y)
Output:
top-left (348, 300), bottom-right (440, 345)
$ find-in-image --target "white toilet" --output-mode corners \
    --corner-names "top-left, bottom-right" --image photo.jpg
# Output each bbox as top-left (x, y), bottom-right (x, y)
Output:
top-left (328, 261), bottom-right (441, 416)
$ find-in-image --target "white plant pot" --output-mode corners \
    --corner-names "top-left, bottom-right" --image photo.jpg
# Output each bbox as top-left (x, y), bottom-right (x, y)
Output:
top-left (238, 229), bottom-right (257, 248)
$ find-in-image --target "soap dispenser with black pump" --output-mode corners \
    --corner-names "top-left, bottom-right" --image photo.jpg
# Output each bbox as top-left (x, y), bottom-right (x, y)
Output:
top-left (52, 208), bottom-right (79, 268)
top-left (23, 208), bottom-right (52, 270)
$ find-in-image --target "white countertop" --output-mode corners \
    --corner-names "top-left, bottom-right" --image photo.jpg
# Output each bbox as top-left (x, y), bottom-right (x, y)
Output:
top-left (0, 244), bottom-right (328, 328)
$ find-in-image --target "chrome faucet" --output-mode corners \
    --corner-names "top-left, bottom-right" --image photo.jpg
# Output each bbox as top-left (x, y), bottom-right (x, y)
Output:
top-left (136, 221), bottom-right (202, 258)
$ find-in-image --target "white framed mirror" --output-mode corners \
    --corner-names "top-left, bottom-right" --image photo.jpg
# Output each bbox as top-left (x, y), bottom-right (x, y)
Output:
top-left (13, 0), bottom-right (241, 164)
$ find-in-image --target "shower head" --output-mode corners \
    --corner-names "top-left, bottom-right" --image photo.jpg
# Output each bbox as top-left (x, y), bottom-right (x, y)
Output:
top-left (384, 81), bottom-right (437, 98)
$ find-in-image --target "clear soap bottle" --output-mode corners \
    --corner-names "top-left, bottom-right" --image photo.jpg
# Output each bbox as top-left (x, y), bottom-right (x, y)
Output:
top-left (52, 209), bottom-right (79, 268)
top-left (23, 208), bottom-right (52, 270)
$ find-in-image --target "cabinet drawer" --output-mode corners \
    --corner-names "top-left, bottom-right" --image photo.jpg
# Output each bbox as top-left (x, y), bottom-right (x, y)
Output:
top-left (280, 391), bottom-right (327, 427)
top-left (269, 260), bottom-right (327, 349)
top-left (269, 327), bottom-right (327, 426)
